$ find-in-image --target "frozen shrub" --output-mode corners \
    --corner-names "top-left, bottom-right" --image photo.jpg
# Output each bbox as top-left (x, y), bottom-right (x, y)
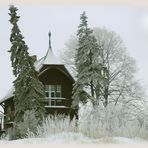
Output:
top-left (34, 115), bottom-right (77, 138)
top-left (24, 104), bottom-right (148, 140)
top-left (78, 103), bottom-right (148, 139)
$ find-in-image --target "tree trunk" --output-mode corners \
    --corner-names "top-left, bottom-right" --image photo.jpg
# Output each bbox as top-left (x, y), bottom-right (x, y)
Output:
top-left (90, 80), bottom-right (94, 97)
top-left (89, 49), bottom-right (95, 98)
top-left (104, 86), bottom-right (109, 107)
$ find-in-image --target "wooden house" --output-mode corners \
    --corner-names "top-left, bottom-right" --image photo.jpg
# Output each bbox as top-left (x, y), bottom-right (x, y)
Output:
top-left (0, 32), bottom-right (78, 131)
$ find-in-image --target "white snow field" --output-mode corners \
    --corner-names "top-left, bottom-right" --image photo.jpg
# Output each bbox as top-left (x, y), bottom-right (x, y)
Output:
top-left (0, 132), bottom-right (148, 144)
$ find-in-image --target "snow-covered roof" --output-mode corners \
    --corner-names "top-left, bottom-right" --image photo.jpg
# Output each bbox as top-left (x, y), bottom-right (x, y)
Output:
top-left (44, 48), bottom-right (62, 65)
top-left (35, 47), bottom-right (63, 71)
top-left (35, 48), bottom-right (63, 70)
top-left (0, 87), bottom-right (15, 103)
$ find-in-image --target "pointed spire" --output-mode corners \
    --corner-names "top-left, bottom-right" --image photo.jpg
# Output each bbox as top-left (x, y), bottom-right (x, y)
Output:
top-left (48, 31), bottom-right (51, 49)
top-left (41, 30), bottom-right (62, 65)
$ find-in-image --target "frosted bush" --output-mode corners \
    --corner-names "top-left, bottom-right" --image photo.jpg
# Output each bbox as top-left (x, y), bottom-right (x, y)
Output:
top-left (33, 115), bottom-right (77, 138)
top-left (78, 103), bottom-right (148, 139)
top-left (25, 104), bottom-right (148, 140)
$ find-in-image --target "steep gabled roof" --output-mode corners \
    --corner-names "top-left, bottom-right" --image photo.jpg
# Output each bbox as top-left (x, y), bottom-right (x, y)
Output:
top-left (44, 48), bottom-right (62, 65)
top-left (35, 48), bottom-right (63, 72)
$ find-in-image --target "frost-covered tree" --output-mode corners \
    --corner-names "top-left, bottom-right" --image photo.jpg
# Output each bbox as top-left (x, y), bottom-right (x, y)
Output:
top-left (9, 5), bottom-right (45, 123)
top-left (60, 35), bottom-right (78, 78)
top-left (61, 26), bottom-right (146, 110)
top-left (93, 28), bottom-right (146, 110)
top-left (72, 12), bottom-right (105, 108)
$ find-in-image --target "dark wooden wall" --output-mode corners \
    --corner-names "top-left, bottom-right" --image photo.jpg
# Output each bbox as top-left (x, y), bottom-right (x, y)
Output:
top-left (4, 98), bottom-right (14, 128)
top-left (39, 66), bottom-right (74, 107)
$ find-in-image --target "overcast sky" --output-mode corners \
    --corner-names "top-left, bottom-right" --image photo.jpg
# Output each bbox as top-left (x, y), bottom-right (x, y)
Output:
top-left (0, 5), bottom-right (148, 100)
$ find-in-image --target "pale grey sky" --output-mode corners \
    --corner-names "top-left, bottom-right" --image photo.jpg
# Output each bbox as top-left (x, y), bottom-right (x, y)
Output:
top-left (0, 5), bottom-right (148, 100)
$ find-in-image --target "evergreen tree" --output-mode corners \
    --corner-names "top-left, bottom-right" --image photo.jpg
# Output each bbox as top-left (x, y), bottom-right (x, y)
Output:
top-left (9, 5), bottom-right (45, 123)
top-left (72, 12), bottom-right (104, 108)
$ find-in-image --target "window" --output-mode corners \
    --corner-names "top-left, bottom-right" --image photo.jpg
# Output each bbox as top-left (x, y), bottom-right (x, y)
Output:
top-left (45, 85), bottom-right (61, 98)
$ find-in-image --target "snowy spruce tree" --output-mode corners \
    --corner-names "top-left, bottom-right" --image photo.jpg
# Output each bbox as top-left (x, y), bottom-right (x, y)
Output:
top-left (9, 5), bottom-right (45, 123)
top-left (72, 12), bottom-right (105, 108)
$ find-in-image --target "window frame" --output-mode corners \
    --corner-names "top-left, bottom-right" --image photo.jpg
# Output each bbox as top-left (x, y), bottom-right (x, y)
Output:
top-left (45, 84), bottom-right (62, 98)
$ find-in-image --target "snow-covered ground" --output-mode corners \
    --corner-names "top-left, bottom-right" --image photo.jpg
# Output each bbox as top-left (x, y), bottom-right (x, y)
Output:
top-left (0, 132), bottom-right (148, 144)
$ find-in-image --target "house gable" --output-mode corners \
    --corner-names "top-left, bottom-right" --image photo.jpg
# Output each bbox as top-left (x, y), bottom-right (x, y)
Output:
top-left (0, 32), bottom-right (77, 130)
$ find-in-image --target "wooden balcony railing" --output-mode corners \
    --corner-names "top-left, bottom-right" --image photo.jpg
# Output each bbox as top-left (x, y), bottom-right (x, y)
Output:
top-left (42, 97), bottom-right (70, 108)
